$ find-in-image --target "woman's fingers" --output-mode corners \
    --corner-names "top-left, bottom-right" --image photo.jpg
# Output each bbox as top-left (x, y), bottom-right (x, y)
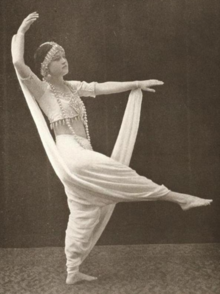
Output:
top-left (140, 80), bottom-right (164, 92)
top-left (24, 18), bottom-right (38, 26)
top-left (146, 88), bottom-right (156, 93)
top-left (25, 15), bottom-right (39, 24)
top-left (26, 12), bottom-right (39, 20)
top-left (27, 14), bottom-right (39, 20)
top-left (28, 16), bottom-right (39, 21)
top-left (149, 80), bottom-right (164, 86)
top-left (29, 12), bottom-right (39, 16)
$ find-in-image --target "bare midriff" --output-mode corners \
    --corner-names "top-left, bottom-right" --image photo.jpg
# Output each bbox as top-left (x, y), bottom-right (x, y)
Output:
top-left (53, 119), bottom-right (87, 139)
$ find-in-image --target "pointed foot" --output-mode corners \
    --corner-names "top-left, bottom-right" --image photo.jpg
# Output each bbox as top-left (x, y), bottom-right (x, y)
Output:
top-left (180, 197), bottom-right (213, 211)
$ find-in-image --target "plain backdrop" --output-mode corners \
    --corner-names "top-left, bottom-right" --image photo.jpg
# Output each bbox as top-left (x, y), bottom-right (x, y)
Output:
top-left (1, 0), bottom-right (220, 247)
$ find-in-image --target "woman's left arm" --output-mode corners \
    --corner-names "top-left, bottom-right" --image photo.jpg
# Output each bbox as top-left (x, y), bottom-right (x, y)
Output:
top-left (95, 80), bottom-right (164, 96)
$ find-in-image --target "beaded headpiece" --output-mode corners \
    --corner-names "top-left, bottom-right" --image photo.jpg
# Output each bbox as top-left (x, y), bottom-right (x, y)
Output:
top-left (40, 42), bottom-right (65, 77)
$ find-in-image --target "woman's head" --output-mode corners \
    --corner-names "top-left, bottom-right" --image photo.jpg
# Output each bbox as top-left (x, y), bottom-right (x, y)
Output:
top-left (34, 42), bottom-right (69, 78)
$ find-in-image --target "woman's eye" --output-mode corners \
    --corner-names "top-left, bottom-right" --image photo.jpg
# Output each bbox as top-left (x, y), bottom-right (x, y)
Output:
top-left (53, 55), bottom-right (66, 61)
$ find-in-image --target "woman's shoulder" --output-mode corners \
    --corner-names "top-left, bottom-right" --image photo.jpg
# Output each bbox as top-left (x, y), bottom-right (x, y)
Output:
top-left (66, 80), bottom-right (81, 89)
top-left (66, 80), bottom-right (96, 98)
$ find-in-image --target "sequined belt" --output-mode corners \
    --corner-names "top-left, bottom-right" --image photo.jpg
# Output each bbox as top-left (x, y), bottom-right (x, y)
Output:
top-left (50, 116), bottom-right (82, 130)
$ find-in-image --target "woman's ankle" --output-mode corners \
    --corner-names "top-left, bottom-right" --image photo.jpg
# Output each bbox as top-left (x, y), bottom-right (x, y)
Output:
top-left (161, 191), bottom-right (187, 205)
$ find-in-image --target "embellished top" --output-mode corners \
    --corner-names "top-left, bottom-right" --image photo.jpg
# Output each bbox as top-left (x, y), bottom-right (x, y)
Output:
top-left (18, 67), bottom-right (96, 126)
top-left (39, 80), bottom-right (96, 127)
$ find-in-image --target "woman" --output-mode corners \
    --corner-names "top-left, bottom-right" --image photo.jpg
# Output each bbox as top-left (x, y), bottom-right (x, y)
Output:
top-left (12, 12), bottom-right (212, 284)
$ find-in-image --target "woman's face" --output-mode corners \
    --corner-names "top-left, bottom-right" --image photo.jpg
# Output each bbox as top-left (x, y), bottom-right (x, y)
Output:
top-left (48, 50), bottom-right (69, 77)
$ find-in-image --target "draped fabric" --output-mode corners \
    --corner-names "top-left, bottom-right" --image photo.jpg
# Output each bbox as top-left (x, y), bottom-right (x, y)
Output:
top-left (12, 34), bottom-right (144, 263)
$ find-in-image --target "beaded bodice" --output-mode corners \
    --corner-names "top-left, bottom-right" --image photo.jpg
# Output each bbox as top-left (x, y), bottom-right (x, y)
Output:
top-left (44, 80), bottom-right (91, 147)
top-left (51, 82), bottom-right (85, 122)
top-left (38, 80), bottom-right (96, 123)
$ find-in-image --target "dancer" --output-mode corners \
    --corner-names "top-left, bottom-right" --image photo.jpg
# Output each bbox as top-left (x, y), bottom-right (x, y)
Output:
top-left (11, 12), bottom-right (212, 284)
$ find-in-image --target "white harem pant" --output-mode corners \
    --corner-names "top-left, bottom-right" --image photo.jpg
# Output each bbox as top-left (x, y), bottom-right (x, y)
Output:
top-left (56, 134), bottom-right (170, 275)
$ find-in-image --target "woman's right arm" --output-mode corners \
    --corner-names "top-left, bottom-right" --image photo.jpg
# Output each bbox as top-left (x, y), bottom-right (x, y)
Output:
top-left (12, 12), bottom-right (46, 100)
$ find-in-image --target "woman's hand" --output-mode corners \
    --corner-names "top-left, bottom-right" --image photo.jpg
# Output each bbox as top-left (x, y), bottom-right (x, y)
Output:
top-left (17, 12), bottom-right (39, 34)
top-left (138, 80), bottom-right (164, 93)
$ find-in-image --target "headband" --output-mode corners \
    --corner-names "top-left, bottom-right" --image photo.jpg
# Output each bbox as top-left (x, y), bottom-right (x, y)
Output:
top-left (40, 42), bottom-right (65, 77)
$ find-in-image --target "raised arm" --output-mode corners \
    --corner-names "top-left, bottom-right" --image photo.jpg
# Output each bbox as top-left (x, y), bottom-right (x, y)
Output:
top-left (95, 80), bottom-right (164, 96)
top-left (12, 12), bottom-right (46, 100)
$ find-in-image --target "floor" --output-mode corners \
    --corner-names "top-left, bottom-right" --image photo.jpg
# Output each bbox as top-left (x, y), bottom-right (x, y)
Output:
top-left (1, 244), bottom-right (220, 294)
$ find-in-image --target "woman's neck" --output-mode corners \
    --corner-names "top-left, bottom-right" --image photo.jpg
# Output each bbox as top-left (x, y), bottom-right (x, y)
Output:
top-left (45, 76), bottom-right (65, 87)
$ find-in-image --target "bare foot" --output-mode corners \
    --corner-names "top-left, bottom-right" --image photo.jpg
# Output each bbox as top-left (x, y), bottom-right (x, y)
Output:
top-left (179, 196), bottom-right (213, 211)
top-left (66, 272), bottom-right (97, 285)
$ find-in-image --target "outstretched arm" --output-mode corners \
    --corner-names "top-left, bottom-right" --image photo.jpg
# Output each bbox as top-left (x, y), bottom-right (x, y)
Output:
top-left (95, 80), bottom-right (164, 96)
top-left (12, 12), bottom-right (39, 77)
top-left (12, 12), bottom-right (46, 100)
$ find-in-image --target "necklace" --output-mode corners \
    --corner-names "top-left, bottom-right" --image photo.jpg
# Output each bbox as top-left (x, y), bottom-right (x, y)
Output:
top-left (46, 80), bottom-right (91, 148)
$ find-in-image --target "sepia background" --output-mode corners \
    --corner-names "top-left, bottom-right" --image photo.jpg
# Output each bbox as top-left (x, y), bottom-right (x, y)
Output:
top-left (1, 0), bottom-right (220, 248)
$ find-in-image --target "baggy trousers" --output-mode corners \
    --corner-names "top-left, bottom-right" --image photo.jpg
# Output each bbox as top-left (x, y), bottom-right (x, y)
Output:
top-left (56, 134), bottom-right (170, 274)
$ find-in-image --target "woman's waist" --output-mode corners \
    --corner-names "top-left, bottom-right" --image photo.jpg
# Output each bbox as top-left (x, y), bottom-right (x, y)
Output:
top-left (51, 118), bottom-right (87, 137)
top-left (50, 116), bottom-right (82, 129)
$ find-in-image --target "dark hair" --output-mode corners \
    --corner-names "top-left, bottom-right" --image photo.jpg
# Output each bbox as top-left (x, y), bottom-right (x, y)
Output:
top-left (34, 43), bottom-right (53, 76)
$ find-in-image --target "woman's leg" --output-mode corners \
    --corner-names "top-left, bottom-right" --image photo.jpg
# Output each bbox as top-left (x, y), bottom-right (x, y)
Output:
top-left (160, 191), bottom-right (212, 210)
top-left (56, 135), bottom-right (213, 208)
top-left (65, 199), bottom-right (100, 284)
